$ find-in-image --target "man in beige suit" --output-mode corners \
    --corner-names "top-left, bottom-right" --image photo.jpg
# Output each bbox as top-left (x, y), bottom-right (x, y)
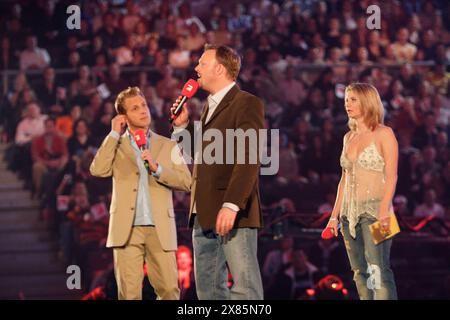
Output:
top-left (90, 87), bottom-right (191, 300)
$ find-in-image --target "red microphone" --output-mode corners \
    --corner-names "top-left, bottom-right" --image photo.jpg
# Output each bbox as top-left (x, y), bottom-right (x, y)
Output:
top-left (321, 227), bottom-right (335, 240)
top-left (321, 224), bottom-right (340, 240)
top-left (170, 79), bottom-right (199, 123)
top-left (133, 129), bottom-right (150, 173)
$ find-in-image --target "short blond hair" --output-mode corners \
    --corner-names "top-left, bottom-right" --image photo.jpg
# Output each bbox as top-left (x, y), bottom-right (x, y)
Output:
top-left (345, 83), bottom-right (384, 131)
top-left (114, 86), bottom-right (144, 114)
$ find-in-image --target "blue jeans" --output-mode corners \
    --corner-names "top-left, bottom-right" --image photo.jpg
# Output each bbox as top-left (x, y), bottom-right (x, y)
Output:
top-left (341, 214), bottom-right (398, 300)
top-left (192, 216), bottom-right (263, 300)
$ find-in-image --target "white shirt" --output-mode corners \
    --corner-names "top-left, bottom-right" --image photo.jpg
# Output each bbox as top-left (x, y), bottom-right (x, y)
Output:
top-left (15, 115), bottom-right (47, 145)
top-left (205, 81), bottom-right (236, 123)
top-left (20, 48), bottom-right (51, 70)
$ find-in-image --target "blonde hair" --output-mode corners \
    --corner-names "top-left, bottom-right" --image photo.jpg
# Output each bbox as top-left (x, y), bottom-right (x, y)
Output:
top-left (114, 86), bottom-right (145, 114)
top-left (345, 82), bottom-right (384, 131)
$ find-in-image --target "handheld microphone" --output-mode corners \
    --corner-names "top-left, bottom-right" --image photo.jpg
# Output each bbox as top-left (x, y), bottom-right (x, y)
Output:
top-left (170, 79), bottom-right (199, 123)
top-left (133, 129), bottom-right (150, 173)
top-left (321, 224), bottom-right (340, 240)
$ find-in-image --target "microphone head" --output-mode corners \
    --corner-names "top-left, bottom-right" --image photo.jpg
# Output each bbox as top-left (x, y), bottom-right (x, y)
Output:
top-left (321, 227), bottom-right (335, 240)
top-left (181, 79), bottom-right (199, 98)
top-left (133, 129), bottom-right (147, 148)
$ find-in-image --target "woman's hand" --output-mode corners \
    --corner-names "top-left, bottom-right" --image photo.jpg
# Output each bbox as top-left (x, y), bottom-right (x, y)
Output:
top-left (378, 211), bottom-right (391, 234)
top-left (325, 217), bottom-right (339, 237)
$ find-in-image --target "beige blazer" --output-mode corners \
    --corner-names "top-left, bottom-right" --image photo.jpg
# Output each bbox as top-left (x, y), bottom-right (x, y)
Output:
top-left (90, 130), bottom-right (191, 251)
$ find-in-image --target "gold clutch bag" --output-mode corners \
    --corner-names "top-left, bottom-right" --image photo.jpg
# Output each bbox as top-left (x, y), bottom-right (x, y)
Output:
top-left (368, 213), bottom-right (400, 245)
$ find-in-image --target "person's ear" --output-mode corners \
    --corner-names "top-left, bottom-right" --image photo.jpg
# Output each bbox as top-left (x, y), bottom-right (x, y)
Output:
top-left (215, 63), bottom-right (224, 76)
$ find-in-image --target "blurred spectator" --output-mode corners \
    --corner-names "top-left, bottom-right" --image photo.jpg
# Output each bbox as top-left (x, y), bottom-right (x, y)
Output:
top-left (436, 131), bottom-right (450, 165)
top-left (412, 111), bottom-right (439, 149)
top-left (113, 35), bottom-right (136, 66)
top-left (210, 15), bottom-right (232, 46)
top-left (367, 31), bottom-right (384, 62)
top-left (31, 118), bottom-right (68, 198)
top-left (1, 36), bottom-right (18, 70)
top-left (262, 236), bottom-right (294, 283)
top-left (156, 65), bottom-right (181, 100)
top-left (121, 0), bottom-right (141, 34)
top-left (67, 51), bottom-right (82, 70)
top-left (175, 1), bottom-right (206, 35)
top-left (184, 22), bottom-right (206, 52)
top-left (168, 36), bottom-right (191, 69)
top-left (4, 73), bottom-right (31, 140)
top-left (15, 102), bottom-right (47, 146)
top-left (96, 11), bottom-right (126, 50)
top-left (379, 43), bottom-right (398, 64)
top-left (56, 105), bottom-right (82, 139)
top-left (72, 65), bottom-right (97, 98)
top-left (266, 247), bottom-right (319, 299)
top-left (82, 93), bottom-right (103, 125)
top-left (67, 119), bottom-right (96, 157)
top-left (143, 36), bottom-right (159, 67)
top-left (91, 101), bottom-right (115, 142)
top-left (158, 20), bottom-right (178, 51)
top-left (419, 145), bottom-right (441, 175)
top-left (393, 195), bottom-right (411, 216)
top-left (104, 63), bottom-right (128, 97)
top-left (34, 67), bottom-right (66, 115)
top-left (90, 34), bottom-right (109, 61)
top-left (5, 17), bottom-right (26, 54)
top-left (19, 35), bottom-right (50, 70)
top-left (8, 102), bottom-right (47, 183)
top-left (176, 245), bottom-right (197, 300)
top-left (418, 30), bottom-right (437, 61)
top-left (426, 64), bottom-right (450, 96)
top-left (391, 28), bottom-right (417, 62)
top-left (228, 3), bottom-right (252, 33)
top-left (407, 14), bottom-right (421, 45)
top-left (414, 189), bottom-right (445, 218)
top-left (284, 32), bottom-right (308, 60)
top-left (133, 20), bottom-right (151, 49)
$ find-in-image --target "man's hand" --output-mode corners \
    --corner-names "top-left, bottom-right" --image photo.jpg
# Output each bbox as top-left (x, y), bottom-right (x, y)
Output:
top-left (216, 207), bottom-right (238, 236)
top-left (111, 115), bottom-right (127, 134)
top-left (170, 96), bottom-right (189, 127)
top-left (141, 150), bottom-right (158, 173)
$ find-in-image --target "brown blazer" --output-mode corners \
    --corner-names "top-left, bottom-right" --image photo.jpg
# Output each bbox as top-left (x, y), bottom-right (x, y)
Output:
top-left (89, 130), bottom-right (191, 250)
top-left (180, 85), bottom-right (265, 230)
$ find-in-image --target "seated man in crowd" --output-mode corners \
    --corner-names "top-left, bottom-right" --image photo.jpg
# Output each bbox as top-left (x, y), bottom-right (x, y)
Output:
top-left (31, 117), bottom-right (68, 199)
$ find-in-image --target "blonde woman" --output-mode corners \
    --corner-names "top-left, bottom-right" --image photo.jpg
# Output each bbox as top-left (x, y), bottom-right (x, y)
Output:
top-left (326, 83), bottom-right (398, 300)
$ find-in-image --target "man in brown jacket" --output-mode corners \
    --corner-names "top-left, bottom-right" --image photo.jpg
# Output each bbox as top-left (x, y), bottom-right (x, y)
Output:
top-left (90, 87), bottom-right (191, 300)
top-left (172, 44), bottom-right (265, 299)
